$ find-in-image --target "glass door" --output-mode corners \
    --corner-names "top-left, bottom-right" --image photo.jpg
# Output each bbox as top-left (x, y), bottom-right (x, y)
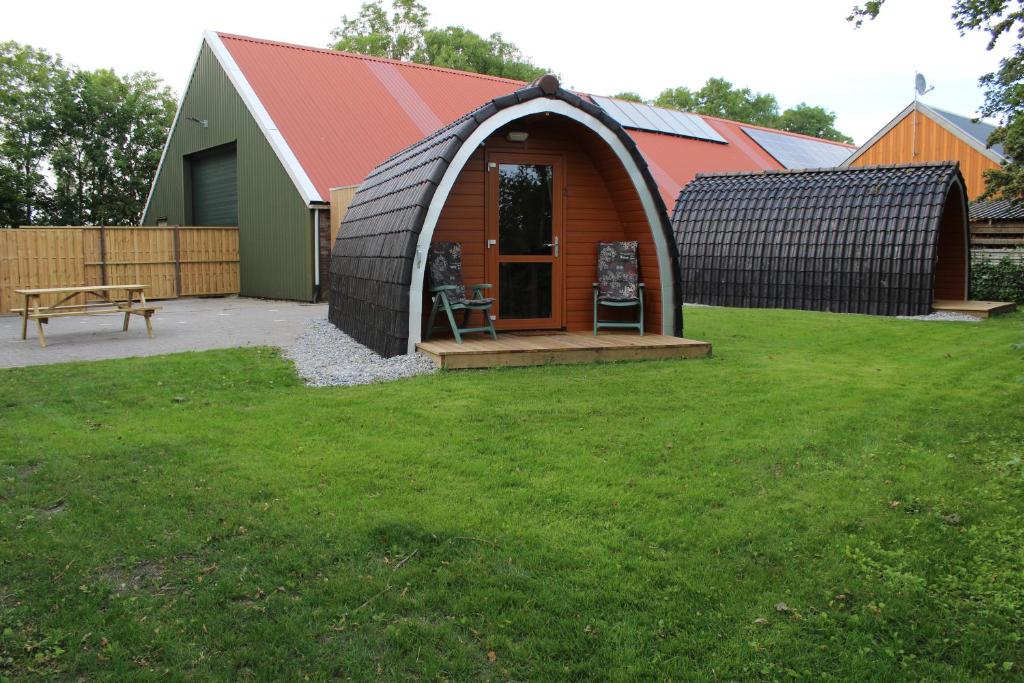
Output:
top-left (486, 153), bottom-right (564, 330)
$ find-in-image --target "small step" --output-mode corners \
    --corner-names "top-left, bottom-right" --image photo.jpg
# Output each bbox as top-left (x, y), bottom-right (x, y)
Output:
top-left (932, 300), bottom-right (1017, 318)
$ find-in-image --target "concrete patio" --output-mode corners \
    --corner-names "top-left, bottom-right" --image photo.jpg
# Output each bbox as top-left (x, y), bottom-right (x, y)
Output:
top-left (0, 296), bottom-right (326, 368)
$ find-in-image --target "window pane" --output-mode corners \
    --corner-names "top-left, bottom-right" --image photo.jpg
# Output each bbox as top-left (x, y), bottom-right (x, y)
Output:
top-left (499, 163), bottom-right (553, 255)
top-left (499, 263), bottom-right (552, 319)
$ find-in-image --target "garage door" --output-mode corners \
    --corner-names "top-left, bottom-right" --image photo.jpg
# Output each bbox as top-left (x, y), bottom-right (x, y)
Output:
top-left (190, 145), bottom-right (237, 226)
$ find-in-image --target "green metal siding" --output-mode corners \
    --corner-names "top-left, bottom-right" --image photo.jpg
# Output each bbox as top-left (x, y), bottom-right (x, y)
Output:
top-left (143, 43), bottom-right (314, 301)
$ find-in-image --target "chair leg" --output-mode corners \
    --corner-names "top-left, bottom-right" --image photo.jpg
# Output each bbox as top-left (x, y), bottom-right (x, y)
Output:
top-left (593, 292), bottom-right (598, 336)
top-left (638, 296), bottom-right (644, 336)
top-left (442, 301), bottom-right (462, 343)
top-left (484, 309), bottom-right (497, 341)
top-left (425, 296), bottom-right (440, 341)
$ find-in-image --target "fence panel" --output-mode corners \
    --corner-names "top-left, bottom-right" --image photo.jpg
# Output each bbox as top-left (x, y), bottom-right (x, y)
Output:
top-left (0, 226), bottom-right (239, 314)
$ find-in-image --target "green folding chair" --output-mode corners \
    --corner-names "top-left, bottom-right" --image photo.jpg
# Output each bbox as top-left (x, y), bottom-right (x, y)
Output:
top-left (425, 241), bottom-right (497, 343)
top-left (593, 240), bottom-right (644, 335)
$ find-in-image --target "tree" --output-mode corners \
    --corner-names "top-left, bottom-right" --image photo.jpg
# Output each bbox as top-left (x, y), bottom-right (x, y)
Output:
top-left (0, 41), bottom-right (175, 227)
top-left (329, 0), bottom-right (428, 60)
top-left (329, 0), bottom-right (549, 80)
top-left (612, 91), bottom-right (645, 102)
top-left (655, 78), bottom-right (780, 127)
top-left (776, 103), bottom-right (853, 143)
top-left (0, 41), bottom-right (66, 226)
top-left (653, 77), bottom-right (852, 141)
top-left (49, 68), bottom-right (175, 225)
top-left (849, 0), bottom-right (1024, 201)
top-left (420, 27), bottom-right (546, 81)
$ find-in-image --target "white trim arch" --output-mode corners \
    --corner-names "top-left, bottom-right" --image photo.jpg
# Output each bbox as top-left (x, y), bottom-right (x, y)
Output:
top-left (406, 98), bottom-right (676, 354)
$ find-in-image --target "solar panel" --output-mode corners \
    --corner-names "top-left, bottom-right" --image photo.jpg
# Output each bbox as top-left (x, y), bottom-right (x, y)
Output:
top-left (591, 95), bottom-right (727, 144)
top-left (741, 126), bottom-right (852, 169)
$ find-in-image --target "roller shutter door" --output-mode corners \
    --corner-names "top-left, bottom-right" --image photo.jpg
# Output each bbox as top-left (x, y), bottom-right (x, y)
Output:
top-left (190, 145), bottom-right (237, 226)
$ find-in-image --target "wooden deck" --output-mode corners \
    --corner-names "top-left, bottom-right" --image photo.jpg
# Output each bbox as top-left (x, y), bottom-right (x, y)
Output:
top-left (416, 331), bottom-right (712, 369)
top-left (933, 299), bottom-right (1017, 318)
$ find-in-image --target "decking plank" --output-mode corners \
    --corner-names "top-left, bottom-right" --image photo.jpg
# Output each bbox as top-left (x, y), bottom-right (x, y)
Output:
top-left (417, 331), bottom-right (711, 369)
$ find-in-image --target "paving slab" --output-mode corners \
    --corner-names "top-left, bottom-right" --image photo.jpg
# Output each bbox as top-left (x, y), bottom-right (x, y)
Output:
top-left (0, 297), bottom-right (327, 369)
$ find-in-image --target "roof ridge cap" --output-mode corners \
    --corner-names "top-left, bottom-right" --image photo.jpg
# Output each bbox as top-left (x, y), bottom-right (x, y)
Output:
top-left (692, 160), bottom-right (960, 180)
top-left (214, 31), bottom-right (528, 86)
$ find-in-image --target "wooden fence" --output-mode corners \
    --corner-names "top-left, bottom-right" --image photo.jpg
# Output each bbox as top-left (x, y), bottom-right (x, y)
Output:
top-left (971, 222), bottom-right (1024, 249)
top-left (0, 226), bottom-right (239, 314)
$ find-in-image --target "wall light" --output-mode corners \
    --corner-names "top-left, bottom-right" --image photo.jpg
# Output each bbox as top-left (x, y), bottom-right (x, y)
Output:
top-left (506, 131), bottom-right (529, 142)
top-left (186, 116), bottom-right (209, 128)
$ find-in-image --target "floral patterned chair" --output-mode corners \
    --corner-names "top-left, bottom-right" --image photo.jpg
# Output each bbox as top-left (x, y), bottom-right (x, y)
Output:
top-left (425, 241), bottom-right (497, 343)
top-left (593, 240), bottom-right (644, 336)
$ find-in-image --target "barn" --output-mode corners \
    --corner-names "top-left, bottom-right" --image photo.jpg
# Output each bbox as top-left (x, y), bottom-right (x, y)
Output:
top-left (671, 163), bottom-right (970, 316)
top-left (142, 31), bottom-right (854, 304)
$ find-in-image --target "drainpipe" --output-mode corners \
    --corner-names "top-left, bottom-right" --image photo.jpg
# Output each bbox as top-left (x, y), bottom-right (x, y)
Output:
top-left (313, 208), bottom-right (320, 301)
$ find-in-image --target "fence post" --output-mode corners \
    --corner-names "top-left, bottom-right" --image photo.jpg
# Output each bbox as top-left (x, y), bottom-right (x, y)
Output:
top-left (173, 226), bottom-right (182, 297)
top-left (98, 224), bottom-right (107, 286)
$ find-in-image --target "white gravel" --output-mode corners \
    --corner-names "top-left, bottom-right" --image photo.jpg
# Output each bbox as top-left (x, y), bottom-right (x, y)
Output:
top-left (284, 318), bottom-right (437, 387)
top-left (897, 311), bottom-right (982, 323)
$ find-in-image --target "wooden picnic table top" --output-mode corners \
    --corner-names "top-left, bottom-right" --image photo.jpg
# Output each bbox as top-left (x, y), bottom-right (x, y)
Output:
top-left (15, 284), bottom-right (148, 295)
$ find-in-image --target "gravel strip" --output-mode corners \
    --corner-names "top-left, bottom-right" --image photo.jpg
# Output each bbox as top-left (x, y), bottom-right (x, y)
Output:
top-left (897, 311), bottom-right (982, 322)
top-left (285, 318), bottom-right (437, 387)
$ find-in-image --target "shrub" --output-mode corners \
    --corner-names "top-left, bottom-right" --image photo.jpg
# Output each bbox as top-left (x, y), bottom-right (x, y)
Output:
top-left (970, 249), bottom-right (1024, 302)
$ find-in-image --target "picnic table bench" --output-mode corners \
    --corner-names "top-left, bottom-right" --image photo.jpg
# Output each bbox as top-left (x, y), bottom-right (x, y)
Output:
top-left (14, 284), bottom-right (160, 348)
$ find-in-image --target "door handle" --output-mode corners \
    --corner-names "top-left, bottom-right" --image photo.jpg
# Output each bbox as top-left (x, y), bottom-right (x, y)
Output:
top-left (542, 236), bottom-right (559, 257)
top-left (486, 239), bottom-right (497, 249)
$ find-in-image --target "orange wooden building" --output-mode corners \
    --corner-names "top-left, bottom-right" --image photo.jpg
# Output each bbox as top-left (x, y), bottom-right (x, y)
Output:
top-left (842, 101), bottom-right (1007, 200)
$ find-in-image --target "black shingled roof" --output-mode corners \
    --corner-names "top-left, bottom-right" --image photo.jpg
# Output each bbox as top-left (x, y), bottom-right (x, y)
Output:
top-left (671, 163), bottom-right (968, 316)
top-left (329, 78), bottom-right (681, 357)
top-left (970, 199), bottom-right (1024, 222)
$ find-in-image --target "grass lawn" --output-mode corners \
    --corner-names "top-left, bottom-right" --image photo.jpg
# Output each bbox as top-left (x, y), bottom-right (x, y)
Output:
top-left (1, 307), bottom-right (1023, 681)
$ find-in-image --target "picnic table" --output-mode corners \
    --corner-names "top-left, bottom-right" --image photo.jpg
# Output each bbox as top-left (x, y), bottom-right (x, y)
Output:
top-left (14, 284), bottom-right (160, 348)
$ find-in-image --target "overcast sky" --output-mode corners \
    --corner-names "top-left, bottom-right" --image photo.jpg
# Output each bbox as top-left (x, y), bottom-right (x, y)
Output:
top-left (5, 0), bottom-right (1012, 144)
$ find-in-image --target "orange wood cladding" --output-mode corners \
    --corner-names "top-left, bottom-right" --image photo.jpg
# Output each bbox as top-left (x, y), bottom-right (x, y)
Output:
top-left (933, 188), bottom-right (968, 300)
top-left (850, 109), bottom-right (999, 200)
top-left (427, 117), bottom-right (662, 335)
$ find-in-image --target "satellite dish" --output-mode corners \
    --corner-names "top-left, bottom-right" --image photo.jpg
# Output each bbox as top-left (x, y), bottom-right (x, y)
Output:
top-left (914, 73), bottom-right (933, 96)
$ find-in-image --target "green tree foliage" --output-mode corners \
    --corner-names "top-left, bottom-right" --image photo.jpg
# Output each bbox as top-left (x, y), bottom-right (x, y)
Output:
top-left (656, 78), bottom-right (780, 127)
top-left (849, 0), bottom-right (1024, 201)
top-left (776, 103), bottom-right (854, 143)
top-left (420, 27), bottom-right (546, 81)
top-left (653, 77), bottom-right (852, 142)
top-left (0, 42), bottom-right (174, 227)
top-left (329, 0), bottom-right (428, 60)
top-left (0, 41), bottom-right (64, 226)
top-left (329, 0), bottom-right (548, 80)
top-left (50, 69), bottom-right (175, 225)
top-left (611, 91), bottom-right (644, 102)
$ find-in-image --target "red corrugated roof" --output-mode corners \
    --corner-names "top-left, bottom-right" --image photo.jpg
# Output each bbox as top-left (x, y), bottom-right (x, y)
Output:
top-left (216, 32), bottom-right (852, 206)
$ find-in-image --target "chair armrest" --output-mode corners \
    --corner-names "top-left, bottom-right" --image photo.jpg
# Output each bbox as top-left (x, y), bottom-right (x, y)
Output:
top-left (592, 282), bottom-right (600, 289)
top-left (638, 282), bottom-right (646, 289)
top-left (468, 283), bottom-right (492, 291)
top-left (430, 284), bottom-right (459, 293)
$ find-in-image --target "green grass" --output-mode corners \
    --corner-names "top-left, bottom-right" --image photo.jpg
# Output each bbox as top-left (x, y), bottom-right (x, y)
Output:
top-left (1, 308), bottom-right (1023, 681)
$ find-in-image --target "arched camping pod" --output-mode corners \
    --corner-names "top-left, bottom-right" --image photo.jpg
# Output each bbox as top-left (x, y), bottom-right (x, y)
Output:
top-left (328, 76), bottom-right (683, 357)
top-left (670, 163), bottom-right (969, 316)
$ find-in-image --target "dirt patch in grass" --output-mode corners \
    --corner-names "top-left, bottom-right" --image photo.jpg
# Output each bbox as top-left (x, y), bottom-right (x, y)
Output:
top-left (98, 561), bottom-right (167, 596)
top-left (37, 498), bottom-right (66, 517)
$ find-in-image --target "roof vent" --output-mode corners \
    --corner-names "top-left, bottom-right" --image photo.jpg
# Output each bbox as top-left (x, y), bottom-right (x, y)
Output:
top-left (532, 74), bottom-right (559, 95)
